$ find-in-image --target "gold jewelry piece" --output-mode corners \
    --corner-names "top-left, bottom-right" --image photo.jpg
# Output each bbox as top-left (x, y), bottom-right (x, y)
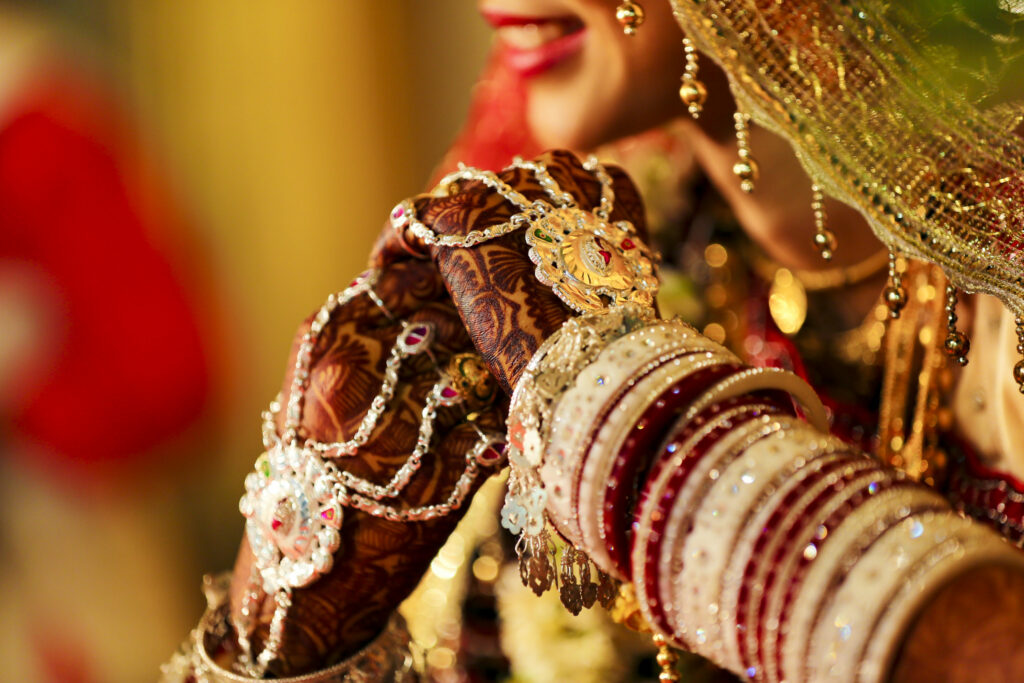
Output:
top-left (525, 204), bottom-right (658, 313)
top-left (397, 156), bottom-right (660, 314)
top-left (752, 249), bottom-right (889, 293)
top-left (652, 634), bottom-right (680, 682)
top-left (943, 283), bottom-right (970, 366)
top-left (810, 185), bottom-right (836, 262)
top-left (679, 37), bottom-right (706, 119)
top-left (732, 111), bottom-right (758, 193)
top-left (884, 251), bottom-right (908, 319)
top-left (615, 1), bottom-right (645, 35)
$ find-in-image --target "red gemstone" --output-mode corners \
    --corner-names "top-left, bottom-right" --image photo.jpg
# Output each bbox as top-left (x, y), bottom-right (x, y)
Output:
top-left (441, 386), bottom-right (459, 399)
top-left (392, 206), bottom-right (405, 219)
top-left (405, 334), bottom-right (423, 345)
top-left (598, 249), bottom-right (612, 265)
top-left (621, 238), bottom-right (635, 250)
top-left (271, 519), bottom-right (283, 531)
top-left (321, 508), bottom-right (335, 521)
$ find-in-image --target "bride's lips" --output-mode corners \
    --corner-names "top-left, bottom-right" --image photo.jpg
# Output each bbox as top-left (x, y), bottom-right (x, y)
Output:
top-left (481, 9), bottom-right (586, 78)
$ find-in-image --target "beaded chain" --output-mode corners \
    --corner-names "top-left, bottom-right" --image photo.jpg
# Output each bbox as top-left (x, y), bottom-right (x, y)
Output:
top-left (390, 155), bottom-right (617, 249)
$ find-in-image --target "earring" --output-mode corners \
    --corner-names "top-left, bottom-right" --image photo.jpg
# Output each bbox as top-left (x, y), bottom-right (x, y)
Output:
top-left (679, 37), bottom-right (707, 119)
top-left (615, 1), bottom-right (645, 35)
top-left (732, 111), bottom-right (759, 193)
top-left (811, 184), bottom-right (837, 261)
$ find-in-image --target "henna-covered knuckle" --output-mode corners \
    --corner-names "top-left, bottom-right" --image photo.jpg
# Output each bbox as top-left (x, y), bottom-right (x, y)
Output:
top-left (418, 151), bottom-right (649, 392)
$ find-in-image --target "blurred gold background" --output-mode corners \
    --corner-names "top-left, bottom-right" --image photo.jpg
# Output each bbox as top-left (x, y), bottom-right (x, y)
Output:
top-left (0, 2), bottom-right (491, 681)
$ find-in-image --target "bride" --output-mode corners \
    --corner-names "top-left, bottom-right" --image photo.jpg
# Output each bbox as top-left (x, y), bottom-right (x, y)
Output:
top-left (164, 1), bottom-right (1024, 681)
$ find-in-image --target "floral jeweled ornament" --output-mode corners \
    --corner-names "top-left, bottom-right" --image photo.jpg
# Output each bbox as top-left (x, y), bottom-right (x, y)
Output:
top-left (240, 445), bottom-right (343, 590)
top-left (525, 206), bottom-right (657, 314)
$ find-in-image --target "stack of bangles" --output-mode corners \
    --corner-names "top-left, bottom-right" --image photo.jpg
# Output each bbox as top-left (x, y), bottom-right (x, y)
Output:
top-left (505, 303), bottom-right (1024, 683)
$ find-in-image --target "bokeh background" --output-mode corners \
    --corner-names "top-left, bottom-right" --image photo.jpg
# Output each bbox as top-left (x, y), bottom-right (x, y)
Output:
top-left (0, 2), bottom-right (491, 681)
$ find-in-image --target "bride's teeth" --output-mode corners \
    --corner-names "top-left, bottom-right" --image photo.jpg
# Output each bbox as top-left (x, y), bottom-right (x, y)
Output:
top-left (497, 22), bottom-right (565, 50)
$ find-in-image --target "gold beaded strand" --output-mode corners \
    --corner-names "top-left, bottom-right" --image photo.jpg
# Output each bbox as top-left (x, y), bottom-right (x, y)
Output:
top-left (884, 252), bottom-right (907, 319)
top-left (732, 111), bottom-right (758, 193)
top-left (943, 284), bottom-right (970, 366)
top-left (679, 37), bottom-right (707, 119)
top-left (652, 634), bottom-right (680, 682)
top-left (811, 184), bottom-right (836, 261)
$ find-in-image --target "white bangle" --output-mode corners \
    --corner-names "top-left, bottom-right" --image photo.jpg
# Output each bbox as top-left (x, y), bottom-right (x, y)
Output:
top-left (778, 487), bottom-right (947, 683)
top-left (805, 512), bottom-right (997, 682)
top-left (659, 414), bottom-right (790, 649)
top-left (631, 402), bottom-right (781, 647)
top-left (671, 415), bottom-right (803, 669)
top-left (682, 365), bottom-right (829, 433)
top-left (717, 424), bottom-right (861, 675)
top-left (857, 527), bottom-right (1024, 683)
top-left (544, 321), bottom-right (737, 546)
top-left (576, 352), bottom-right (736, 576)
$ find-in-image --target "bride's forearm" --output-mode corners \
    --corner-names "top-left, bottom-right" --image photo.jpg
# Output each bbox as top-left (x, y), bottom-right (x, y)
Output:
top-left (890, 564), bottom-right (1024, 683)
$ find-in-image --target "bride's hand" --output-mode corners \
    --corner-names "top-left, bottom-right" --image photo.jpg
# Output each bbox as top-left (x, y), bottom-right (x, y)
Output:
top-left (406, 150), bottom-right (650, 394)
top-left (228, 254), bottom-right (505, 676)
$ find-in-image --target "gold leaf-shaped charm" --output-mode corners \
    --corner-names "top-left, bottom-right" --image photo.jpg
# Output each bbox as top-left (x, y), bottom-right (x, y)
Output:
top-left (525, 207), bottom-right (659, 314)
top-left (576, 551), bottom-right (598, 609)
top-left (558, 546), bottom-right (584, 616)
top-left (597, 569), bottom-right (619, 609)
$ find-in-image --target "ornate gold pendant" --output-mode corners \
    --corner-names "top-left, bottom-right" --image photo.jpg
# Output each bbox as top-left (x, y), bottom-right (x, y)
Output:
top-left (525, 207), bottom-right (658, 314)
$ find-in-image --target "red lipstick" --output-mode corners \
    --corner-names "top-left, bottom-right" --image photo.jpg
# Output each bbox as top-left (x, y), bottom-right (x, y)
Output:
top-left (480, 9), bottom-right (586, 78)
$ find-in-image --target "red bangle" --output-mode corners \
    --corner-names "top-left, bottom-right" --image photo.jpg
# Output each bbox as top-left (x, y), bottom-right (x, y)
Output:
top-left (634, 403), bottom-right (786, 641)
top-left (597, 363), bottom-right (743, 576)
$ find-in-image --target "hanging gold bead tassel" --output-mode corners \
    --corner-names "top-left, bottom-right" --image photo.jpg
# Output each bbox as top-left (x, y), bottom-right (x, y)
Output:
top-left (732, 111), bottom-right (758, 193)
top-left (943, 284), bottom-right (970, 366)
top-left (811, 184), bottom-right (836, 261)
top-left (615, 1), bottom-right (645, 35)
top-left (652, 634), bottom-right (680, 682)
top-left (884, 251), bottom-right (907, 319)
top-left (1014, 317), bottom-right (1024, 394)
top-left (679, 37), bottom-right (707, 119)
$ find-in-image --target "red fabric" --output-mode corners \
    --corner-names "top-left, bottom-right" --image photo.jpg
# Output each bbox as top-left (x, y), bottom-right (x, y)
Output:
top-left (0, 66), bottom-right (211, 475)
top-left (433, 49), bottom-right (541, 179)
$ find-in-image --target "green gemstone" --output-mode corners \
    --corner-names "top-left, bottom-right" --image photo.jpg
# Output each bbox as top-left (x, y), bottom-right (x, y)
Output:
top-left (533, 228), bottom-right (553, 243)
top-left (256, 453), bottom-right (270, 478)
